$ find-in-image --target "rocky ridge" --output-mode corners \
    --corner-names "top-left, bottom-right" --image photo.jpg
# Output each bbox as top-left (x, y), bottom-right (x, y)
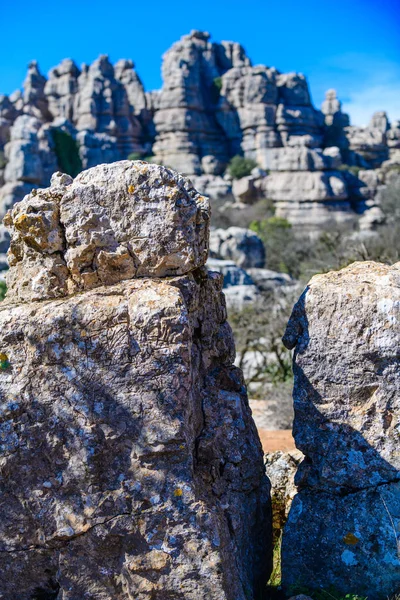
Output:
top-left (1, 30), bottom-right (399, 268)
top-left (0, 160), bottom-right (271, 598)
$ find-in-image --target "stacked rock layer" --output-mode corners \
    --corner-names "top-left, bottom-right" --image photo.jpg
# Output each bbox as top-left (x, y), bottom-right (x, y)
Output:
top-left (0, 161), bottom-right (271, 599)
top-left (1, 30), bottom-right (399, 261)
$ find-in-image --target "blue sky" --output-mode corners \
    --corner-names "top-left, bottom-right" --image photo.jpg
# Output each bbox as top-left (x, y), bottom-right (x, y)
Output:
top-left (1, 0), bottom-right (399, 125)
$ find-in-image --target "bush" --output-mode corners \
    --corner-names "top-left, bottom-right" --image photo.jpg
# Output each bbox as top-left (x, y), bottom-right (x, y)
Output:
top-left (249, 216), bottom-right (367, 280)
top-left (338, 164), bottom-right (361, 177)
top-left (249, 216), bottom-right (307, 277)
top-left (127, 152), bottom-right (143, 161)
top-left (0, 281), bottom-right (6, 302)
top-left (228, 155), bottom-right (258, 179)
top-left (229, 292), bottom-right (295, 399)
top-left (51, 129), bottom-right (82, 178)
top-left (210, 77), bottom-right (223, 103)
top-left (0, 151), bottom-right (6, 170)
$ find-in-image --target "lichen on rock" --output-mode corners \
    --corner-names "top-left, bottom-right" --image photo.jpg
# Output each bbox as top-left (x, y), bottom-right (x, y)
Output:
top-left (4, 160), bottom-right (210, 303)
top-left (0, 161), bottom-right (271, 599)
top-left (281, 260), bottom-right (400, 598)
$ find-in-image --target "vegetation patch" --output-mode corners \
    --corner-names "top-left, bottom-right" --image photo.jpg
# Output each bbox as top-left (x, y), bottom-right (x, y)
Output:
top-left (210, 76), bottom-right (223, 103)
top-left (228, 155), bottom-right (258, 179)
top-left (51, 129), bottom-right (82, 178)
top-left (0, 281), bottom-right (6, 302)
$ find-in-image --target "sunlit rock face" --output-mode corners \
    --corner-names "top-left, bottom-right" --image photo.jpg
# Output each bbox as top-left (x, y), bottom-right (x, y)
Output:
top-left (0, 161), bottom-right (271, 599)
top-left (0, 30), bottom-right (397, 256)
top-left (282, 261), bottom-right (400, 598)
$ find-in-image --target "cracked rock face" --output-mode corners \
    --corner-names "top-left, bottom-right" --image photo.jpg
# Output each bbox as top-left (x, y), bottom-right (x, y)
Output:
top-left (281, 261), bottom-right (400, 598)
top-left (0, 161), bottom-right (271, 598)
top-left (4, 161), bottom-right (210, 303)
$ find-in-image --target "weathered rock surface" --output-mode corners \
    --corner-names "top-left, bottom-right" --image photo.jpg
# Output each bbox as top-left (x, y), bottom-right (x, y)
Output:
top-left (0, 30), bottom-right (397, 253)
top-left (281, 261), bottom-right (400, 598)
top-left (209, 226), bottom-right (266, 269)
top-left (0, 161), bottom-right (271, 598)
top-left (265, 450), bottom-right (303, 542)
top-left (5, 161), bottom-right (210, 303)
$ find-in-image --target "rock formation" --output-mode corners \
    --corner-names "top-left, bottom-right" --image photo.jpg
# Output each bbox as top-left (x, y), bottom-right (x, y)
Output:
top-left (209, 226), bottom-right (266, 269)
top-left (0, 160), bottom-right (271, 598)
top-left (0, 30), bottom-right (399, 262)
top-left (281, 261), bottom-right (400, 598)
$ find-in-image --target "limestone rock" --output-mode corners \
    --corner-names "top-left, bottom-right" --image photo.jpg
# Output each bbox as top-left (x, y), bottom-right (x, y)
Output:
top-left (45, 59), bottom-right (80, 121)
top-left (282, 261), bottom-right (400, 598)
top-left (0, 160), bottom-right (271, 598)
top-left (22, 60), bottom-right (50, 121)
top-left (5, 161), bottom-right (210, 302)
top-left (191, 174), bottom-right (234, 202)
top-left (223, 283), bottom-right (261, 310)
top-left (265, 449), bottom-right (303, 542)
top-left (209, 226), bottom-right (266, 268)
top-left (152, 31), bottom-right (232, 174)
top-left (321, 89), bottom-right (350, 149)
top-left (207, 258), bottom-right (255, 287)
top-left (260, 170), bottom-right (348, 202)
top-left (74, 56), bottom-right (143, 157)
top-left (346, 124), bottom-right (389, 167)
top-left (369, 110), bottom-right (390, 133)
top-left (247, 268), bottom-right (295, 292)
top-left (0, 30), bottom-right (396, 239)
top-left (0, 94), bottom-right (20, 147)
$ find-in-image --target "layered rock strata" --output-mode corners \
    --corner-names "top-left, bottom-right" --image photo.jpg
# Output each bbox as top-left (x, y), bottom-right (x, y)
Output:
top-left (0, 30), bottom-right (399, 252)
top-left (0, 160), bottom-right (271, 599)
top-left (281, 261), bottom-right (400, 598)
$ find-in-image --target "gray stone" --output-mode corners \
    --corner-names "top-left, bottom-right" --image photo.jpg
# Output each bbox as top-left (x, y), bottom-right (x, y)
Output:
top-left (282, 261), bottom-right (400, 598)
top-left (4, 161), bottom-right (210, 303)
top-left (209, 227), bottom-right (265, 268)
top-left (45, 59), bottom-right (80, 121)
top-left (207, 258), bottom-right (255, 287)
top-left (247, 268), bottom-right (295, 292)
top-left (0, 159), bottom-right (271, 598)
top-left (22, 60), bottom-right (50, 121)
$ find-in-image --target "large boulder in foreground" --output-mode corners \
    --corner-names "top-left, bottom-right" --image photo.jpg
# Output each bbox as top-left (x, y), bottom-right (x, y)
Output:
top-left (282, 261), bottom-right (400, 598)
top-left (0, 161), bottom-right (271, 599)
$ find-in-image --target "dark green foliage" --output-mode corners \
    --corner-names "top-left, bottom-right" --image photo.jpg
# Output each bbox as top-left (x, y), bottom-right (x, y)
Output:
top-left (0, 280), bottom-right (6, 302)
top-left (0, 150), bottom-right (6, 169)
top-left (51, 129), bottom-right (82, 178)
top-left (228, 155), bottom-right (258, 179)
top-left (127, 152), bottom-right (143, 161)
top-left (249, 216), bottom-right (309, 277)
top-left (287, 584), bottom-right (366, 600)
top-left (338, 163), bottom-right (361, 177)
top-left (210, 76), bottom-right (223, 103)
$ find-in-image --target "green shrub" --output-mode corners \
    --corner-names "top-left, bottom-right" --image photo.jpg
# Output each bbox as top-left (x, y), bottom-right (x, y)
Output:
top-left (210, 77), bottom-right (223, 103)
top-left (0, 280), bottom-right (6, 302)
top-left (0, 151), bottom-right (6, 170)
top-left (51, 129), bottom-right (82, 178)
top-left (338, 164), bottom-right (361, 177)
top-left (127, 152), bottom-right (143, 161)
top-left (228, 155), bottom-right (258, 179)
top-left (249, 216), bottom-right (302, 276)
top-left (287, 584), bottom-right (366, 600)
